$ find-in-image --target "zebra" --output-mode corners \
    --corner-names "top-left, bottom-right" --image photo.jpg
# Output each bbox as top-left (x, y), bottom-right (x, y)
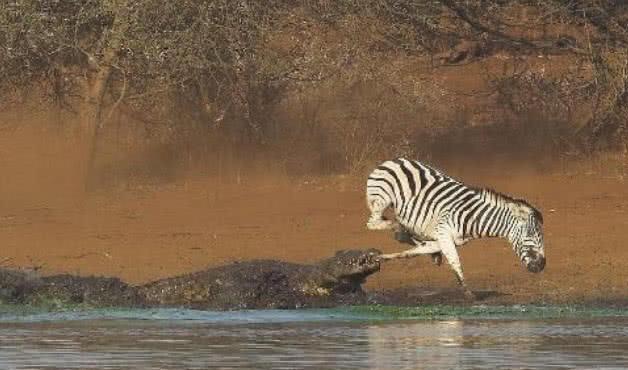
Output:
top-left (366, 158), bottom-right (545, 299)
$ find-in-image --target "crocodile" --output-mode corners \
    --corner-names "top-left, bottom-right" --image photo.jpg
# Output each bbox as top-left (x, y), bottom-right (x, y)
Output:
top-left (0, 248), bottom-right (381, 310)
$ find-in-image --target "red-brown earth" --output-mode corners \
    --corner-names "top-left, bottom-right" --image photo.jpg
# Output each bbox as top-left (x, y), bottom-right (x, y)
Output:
top-left (1, 128), bottom-right (627, 305)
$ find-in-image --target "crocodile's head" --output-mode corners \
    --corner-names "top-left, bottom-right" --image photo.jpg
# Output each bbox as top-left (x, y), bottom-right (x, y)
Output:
top-left (316, 248), bottom-right (382, 293)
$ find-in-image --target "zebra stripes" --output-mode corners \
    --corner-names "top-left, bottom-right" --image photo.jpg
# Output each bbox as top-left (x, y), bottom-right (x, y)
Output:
top-left (366, 158), bottom-right (545, 298)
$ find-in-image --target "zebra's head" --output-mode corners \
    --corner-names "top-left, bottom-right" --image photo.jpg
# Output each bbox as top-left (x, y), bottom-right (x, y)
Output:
top-left (510, 201), bottom-right (545, 273)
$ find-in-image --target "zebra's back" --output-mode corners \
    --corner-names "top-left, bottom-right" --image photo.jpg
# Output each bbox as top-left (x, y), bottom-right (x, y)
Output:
top-left (366, 158), bottom-right (478, 238)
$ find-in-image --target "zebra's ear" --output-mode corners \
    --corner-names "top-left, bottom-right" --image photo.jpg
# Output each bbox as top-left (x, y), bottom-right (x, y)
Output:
top-left (533, 208), bottom-right (544, 224)
top-left (511, 198), bottom-right (543, 224)
top-left (509, 203), bottom-right (529, 219)
top-left (521, 199), bottom-right (543, 224)
top-left (510, 202), bottom-right (539, 222)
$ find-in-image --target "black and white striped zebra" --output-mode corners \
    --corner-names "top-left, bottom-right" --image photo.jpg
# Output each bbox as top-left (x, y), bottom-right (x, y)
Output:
top-left (366, 158), bottom-right (545, 298)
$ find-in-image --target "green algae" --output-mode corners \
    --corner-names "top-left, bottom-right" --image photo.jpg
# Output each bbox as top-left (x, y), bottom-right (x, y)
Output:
top-left (344, 304), bottom-right (628, 320)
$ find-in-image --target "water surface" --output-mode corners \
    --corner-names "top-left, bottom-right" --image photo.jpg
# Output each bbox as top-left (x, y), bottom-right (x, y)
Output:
top-left (1, 307), bottom-right (627, 369)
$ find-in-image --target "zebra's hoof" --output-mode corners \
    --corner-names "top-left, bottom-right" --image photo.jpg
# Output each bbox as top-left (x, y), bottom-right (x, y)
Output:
top-left (431, 253), bottom-right (442, 266)
top-left (394, 230), bottom-right (414, 245)
top-left (463, 289), bottom-right (476, 301)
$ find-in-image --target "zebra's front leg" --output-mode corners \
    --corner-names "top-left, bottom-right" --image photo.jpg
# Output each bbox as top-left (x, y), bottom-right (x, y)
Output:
top-left (378, 241), bottom-right (442, 261)
top-left (439, 237), bottom-right (475, 300)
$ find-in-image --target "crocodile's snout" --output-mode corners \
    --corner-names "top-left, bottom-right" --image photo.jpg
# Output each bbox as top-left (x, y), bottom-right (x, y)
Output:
top-left (361, 249), bottom-right (382, 271)
top-left (331, 248), bottom-right (381, 276)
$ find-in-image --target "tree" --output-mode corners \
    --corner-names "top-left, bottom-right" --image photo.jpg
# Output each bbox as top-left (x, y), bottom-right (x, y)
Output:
top-left (0, 0), bottom-right (292, 186)
top-left (1, 0), bottom-right (130, 186)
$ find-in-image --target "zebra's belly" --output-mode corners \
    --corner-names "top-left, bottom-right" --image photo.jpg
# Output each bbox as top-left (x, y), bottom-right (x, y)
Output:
top-left (397, 217), bottom-right (439, 241)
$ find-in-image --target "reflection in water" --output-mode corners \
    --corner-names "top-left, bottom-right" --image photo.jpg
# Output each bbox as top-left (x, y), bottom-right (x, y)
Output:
top-left (368, 319), bottom-right (628, 370)
top-left (367, 320), bottom-right (464, 369)
top-left (0, 314), bottom-right (627, 369)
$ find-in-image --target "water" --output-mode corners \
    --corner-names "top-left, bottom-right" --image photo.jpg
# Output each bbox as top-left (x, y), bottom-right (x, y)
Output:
top-left (1, 307), bottom-right (627, 369)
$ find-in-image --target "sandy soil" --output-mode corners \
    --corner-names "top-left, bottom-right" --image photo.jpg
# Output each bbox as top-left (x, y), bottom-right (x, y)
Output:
top-left (1, 140), bottom-right (627, 305)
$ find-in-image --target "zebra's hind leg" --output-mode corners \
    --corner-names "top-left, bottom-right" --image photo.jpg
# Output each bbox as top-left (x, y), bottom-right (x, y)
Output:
top-left (378, 241), bottom-right (442, 260)
top-left (438, 237), bottom-right (475, 300)
top-left (367, 217), bottom-right (397, 231)
top-left (366, 196), bottom-right (399, 231)
top-left (394, 229), bottom-right (415, 245)
top-left (394, 230), bottom-right (443, 266)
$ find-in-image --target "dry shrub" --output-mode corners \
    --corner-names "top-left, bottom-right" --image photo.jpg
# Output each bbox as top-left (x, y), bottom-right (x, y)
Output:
top-left (3, 1), bottom-right (628, 188)
top-left (581, 49), bottom-right (628, 149)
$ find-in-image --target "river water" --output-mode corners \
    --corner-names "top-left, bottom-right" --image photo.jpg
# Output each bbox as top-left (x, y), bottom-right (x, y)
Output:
top-left (0, 307), bottom-right (627, 369)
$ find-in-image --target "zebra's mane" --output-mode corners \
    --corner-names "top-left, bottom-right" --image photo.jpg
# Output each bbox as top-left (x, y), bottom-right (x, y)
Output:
top-left (479, 187), bottom-right (543, 224)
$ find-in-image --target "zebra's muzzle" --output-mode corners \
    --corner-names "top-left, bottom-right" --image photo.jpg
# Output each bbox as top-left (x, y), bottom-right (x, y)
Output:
top-left (525, 255), bottom-right (546, 273)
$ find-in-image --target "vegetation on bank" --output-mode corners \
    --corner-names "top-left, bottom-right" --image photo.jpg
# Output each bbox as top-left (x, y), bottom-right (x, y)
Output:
top-left (1, 302), bottom-right (627, 321)
top-left (347, 304), bottom-right (628, 320)
top-left (1, 1), bottom-right (627, 182)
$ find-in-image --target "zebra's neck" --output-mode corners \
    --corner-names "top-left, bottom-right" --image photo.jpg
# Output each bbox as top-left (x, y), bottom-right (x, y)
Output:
top-left (471, 189), bottom-right (519, 241)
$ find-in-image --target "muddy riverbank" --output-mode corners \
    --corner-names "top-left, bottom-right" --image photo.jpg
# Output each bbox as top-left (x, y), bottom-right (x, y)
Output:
top-left (2, 247), bottom-right (627, 310)
top-left (2, 157), bottom-right (628, 308)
